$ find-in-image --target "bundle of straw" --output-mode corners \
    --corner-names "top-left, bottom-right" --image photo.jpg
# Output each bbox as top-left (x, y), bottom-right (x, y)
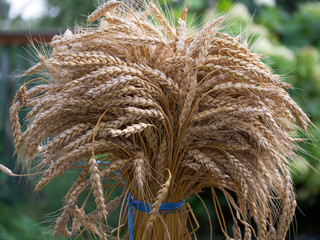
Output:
top-left (10, 0), bottom-right (310, 239)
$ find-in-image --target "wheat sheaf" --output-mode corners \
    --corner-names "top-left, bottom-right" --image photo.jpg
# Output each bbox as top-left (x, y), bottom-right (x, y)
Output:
top-left (8, 0), bottom-right (310, 239)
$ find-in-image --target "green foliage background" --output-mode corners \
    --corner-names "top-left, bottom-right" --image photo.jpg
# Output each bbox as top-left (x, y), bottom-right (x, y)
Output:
top-left (0, 0), bottom-right (320, 239)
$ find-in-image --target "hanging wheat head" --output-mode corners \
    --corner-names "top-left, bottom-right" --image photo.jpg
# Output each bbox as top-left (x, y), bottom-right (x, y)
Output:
top-left (9, 0), bottom-right (310, 239)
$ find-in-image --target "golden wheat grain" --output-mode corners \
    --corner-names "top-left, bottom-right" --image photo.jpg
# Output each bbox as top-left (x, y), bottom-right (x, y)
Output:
top-left (88, 157), bottom-right (108, 219)
top-left (8, 1), bottom-right (311, 239)
top-left (134, 158), bottom-right (145, 193)
top-left (87, 0), bottom-right (120, 23)
top-left (54, 199), bottom-right (76, 237)
top-left (145, 170), bottom-right (172, 234)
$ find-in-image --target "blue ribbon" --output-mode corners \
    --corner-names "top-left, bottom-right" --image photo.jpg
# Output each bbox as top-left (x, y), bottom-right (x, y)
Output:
top-left (97, 160), bottom-right (184, 239)
top-left (127, 194), bottom-right (184, 240)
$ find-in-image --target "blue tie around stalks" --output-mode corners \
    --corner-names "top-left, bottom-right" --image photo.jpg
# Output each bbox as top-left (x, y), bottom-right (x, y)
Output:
top-left (126, 194), bottom-right (185, 240)
top-left (97, 160), bottom-right (184, 240)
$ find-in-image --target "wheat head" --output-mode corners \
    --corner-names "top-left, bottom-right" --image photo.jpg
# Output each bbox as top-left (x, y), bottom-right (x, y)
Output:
top-left (9, 1), bottom-right (310, 239)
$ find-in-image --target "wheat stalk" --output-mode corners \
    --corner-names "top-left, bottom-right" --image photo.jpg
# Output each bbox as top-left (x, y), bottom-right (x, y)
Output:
top-left (9, 0), bottom-right (311, 239)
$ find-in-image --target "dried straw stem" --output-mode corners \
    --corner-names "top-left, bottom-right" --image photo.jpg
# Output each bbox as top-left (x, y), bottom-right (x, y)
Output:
top-left (10, 1), bottom-right (310, 239)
